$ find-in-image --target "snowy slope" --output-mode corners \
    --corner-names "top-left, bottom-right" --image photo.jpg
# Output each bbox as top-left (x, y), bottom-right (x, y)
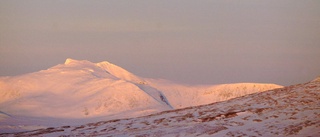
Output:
top-left (0, 59), bottom-right (281, 133)
top-left (147, 79), bottom-right (282, 108)
top-left (4, 77), bottom-right (318, 137)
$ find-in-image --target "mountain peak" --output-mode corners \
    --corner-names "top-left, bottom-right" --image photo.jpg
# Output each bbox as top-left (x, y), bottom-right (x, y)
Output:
top-left (64, 58), bottom-right (95, 66)
top-left (62, 58), bottom-right (145, 84)
top-left (65, 58), bottom-right (113, 66)
top-left (64, 58), bottom-right (83, 65)
top-left (312, 76), bottom-right (320, 82)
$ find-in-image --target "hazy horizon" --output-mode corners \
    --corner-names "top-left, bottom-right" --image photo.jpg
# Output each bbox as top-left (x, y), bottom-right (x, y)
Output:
top-left (1, 0), bottom-right (320, 86)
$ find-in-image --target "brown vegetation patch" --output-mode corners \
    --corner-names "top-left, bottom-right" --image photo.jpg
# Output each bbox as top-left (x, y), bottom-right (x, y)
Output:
top-left (28, 128), bottom-right (64, 136)
top-left (284, 125), bottom-right (303, 135)
top-left (253, 108), bottom-right (270, 115)
top-left (242, 116), bottom-right (250, 121)
top-left (200, 110), bottom-right (242, 122)
top-left (200, 116), bottom-right (218, 122)
top-left (225, 112), bottom-right (238, 118)
top-left (71, 125), bottom-right (85, 131)
top-left (154, 118), bottom-right (166, 125)
top-left (270, 115), bottom-right (279, 118)
top-left (100, 126), bottom-right (116, 133)
top-left (170, 113), bottom-right (194, 122)
top-left (284, 120), bottom-right (318, 135)
top-left (62, 126), bottom-right (71, 129)
top-left (253, 119), bottom-right (262, 122)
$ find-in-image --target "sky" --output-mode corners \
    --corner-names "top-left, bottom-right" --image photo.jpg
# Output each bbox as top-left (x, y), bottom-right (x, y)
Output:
top-left (0, 0), bottom-right (320, 86)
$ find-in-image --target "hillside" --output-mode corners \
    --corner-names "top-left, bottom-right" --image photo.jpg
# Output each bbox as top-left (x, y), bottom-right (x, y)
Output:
top-left (148, 79), bottom-right (282, 108)
top-left (3, 77), bottom-right (318, 136)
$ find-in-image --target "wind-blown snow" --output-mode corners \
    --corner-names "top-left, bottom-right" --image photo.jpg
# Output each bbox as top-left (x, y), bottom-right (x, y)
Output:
top-left (0, 58), bottom-right (282, 133)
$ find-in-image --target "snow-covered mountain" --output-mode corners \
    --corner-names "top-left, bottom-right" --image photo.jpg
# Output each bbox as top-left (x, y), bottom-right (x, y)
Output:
top-left (0, 59), bottom-right (281, 133)
top-left (0, 58), bottom-right (170, 119)
top-left (2, 77), bottom-right (318, 137)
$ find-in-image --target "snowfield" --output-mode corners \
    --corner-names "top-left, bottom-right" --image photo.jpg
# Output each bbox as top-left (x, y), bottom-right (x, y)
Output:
top-left (0, 58), bottom-right (295, 136)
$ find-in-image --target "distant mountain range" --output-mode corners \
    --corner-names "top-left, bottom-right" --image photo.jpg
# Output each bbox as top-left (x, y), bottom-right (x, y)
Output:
top-left (0, 58), bottom-right (282, 133)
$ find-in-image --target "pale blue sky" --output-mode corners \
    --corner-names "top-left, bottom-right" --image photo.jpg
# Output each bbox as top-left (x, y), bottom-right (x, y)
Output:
top-left (1, 0), bottom-right (320, 86)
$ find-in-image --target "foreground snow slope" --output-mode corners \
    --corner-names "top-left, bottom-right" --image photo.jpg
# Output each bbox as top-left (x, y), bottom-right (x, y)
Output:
top-left (3, 77), bottom-right (318, 137)
top-left (0, 59), bottom-right (281, 132)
